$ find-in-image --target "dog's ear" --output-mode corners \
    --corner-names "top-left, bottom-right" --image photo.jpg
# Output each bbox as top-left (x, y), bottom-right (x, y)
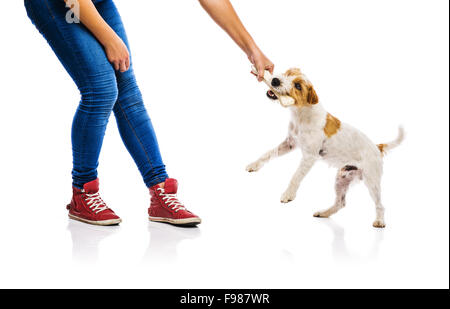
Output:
top-left (307, 86), bottom-right (319, 105)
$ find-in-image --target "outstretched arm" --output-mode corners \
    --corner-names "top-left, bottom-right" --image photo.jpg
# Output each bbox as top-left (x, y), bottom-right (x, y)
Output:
top-left (198, 0), bottom-right (274, 81)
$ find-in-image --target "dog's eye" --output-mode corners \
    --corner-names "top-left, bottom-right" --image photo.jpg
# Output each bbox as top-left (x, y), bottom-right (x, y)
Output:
top-left (295, 83), bottom-right (302, 91)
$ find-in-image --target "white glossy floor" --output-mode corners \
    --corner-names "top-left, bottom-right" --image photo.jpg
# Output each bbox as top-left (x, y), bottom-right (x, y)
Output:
top-left (0, 149), bottom-right (448, 289)
top-left (1, 0), bottom-right (448, 289)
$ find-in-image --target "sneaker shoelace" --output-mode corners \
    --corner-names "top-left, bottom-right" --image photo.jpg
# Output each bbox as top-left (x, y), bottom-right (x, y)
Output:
top-left (157, 188), bottom-right (187, 213)
top-left (82, 190), bottom-right (109, 214)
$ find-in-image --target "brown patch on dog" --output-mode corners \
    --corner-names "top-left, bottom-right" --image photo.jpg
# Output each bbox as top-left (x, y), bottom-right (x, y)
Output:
top-left (324, 113), bottom-right (341, 138)
top-left (285, 68), bottom-right (319, 106)
top-left (377, 144), bottom-right (387, 156)
top-left (289, 81), bottom-right (304, 106)
top-left (284, 68), bottom-right (319, 107)
top-left (289, 77), bottom-right (319, 106)
top-left (307, 86), bottom-right (319, 105)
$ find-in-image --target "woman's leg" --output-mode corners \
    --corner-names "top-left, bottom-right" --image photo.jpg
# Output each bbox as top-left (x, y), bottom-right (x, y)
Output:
top-left (95, 0), bottom-right (169, 188)
top-left (95, 0), bottom-right (200, 226)
top-left (24, 0), bottom-right (118, 188)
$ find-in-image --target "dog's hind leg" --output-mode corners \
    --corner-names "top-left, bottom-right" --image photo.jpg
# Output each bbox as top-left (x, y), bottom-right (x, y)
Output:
top-left (314, 166), bottom-right (361, 218)
top-left (365, 178), bottom-right (386, 228)
top-left (246, 137), bottom-right (296, 172)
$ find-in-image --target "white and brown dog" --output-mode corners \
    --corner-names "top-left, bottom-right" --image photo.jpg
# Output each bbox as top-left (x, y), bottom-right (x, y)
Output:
top-left (247, 67), bottom-right (404, 228)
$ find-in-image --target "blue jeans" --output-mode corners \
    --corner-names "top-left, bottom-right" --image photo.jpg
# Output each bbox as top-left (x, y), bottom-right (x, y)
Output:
top-left (24, 0), bottom-right (168, 188)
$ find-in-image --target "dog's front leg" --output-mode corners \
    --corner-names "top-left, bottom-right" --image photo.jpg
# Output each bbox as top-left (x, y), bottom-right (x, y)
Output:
top-left (281, 155), bottom-right (317, 203)
top-left (246, 137), bottom-right (295, 172)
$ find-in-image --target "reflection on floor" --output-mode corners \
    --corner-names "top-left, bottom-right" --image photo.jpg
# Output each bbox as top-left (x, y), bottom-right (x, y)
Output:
top-left (143, 223), bottom-right (201, 263)
top-left (67, 220), bottom-right (120, 263)
top-left (317, 219), bottom-right (385, 262)
top-left (67, 220), bottom-right (201, 264)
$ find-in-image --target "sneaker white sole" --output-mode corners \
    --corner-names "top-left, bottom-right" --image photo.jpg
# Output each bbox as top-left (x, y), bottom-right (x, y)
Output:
top-left (69, 214), bottom-right (122, 226)
top-left (149, 216), bottom-right (201, 226)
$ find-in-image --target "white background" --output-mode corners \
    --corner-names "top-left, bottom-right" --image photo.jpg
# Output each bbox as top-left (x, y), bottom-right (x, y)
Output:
top-left (0, 0), bottom-right (448, 289)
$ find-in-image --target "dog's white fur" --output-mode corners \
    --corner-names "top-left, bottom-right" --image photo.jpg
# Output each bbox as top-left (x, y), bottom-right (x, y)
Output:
top-left (247, 68), bottom-right (404, 228)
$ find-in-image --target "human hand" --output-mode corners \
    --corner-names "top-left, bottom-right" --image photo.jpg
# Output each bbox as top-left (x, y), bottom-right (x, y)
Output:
top-left (104, 35), bottom-right (130, 73)
top-left (248, 47), bottom-right (274, 81)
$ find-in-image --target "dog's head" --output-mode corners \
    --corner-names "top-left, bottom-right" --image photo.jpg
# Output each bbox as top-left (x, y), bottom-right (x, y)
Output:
top-left (254, 67), bottom-right (319, 108)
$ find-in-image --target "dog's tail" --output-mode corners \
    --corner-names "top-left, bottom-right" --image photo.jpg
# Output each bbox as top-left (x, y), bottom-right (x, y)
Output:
top-left (377, 126), bottom-right (405, 156)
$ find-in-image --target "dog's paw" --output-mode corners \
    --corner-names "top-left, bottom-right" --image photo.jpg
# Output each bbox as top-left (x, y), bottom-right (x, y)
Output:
top-left (280, 190), bottom-right (296, 203)
top-left (372, 220), bottom-right (386, 228)
top-left (246, 161), bottom-right (263, 173)
top-left (313, 211), bottom-right (330, 218)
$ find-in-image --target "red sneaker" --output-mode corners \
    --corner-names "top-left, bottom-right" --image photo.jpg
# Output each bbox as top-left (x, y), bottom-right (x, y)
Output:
top-left (149, 178), bottom-right (201, 226)
top-left (66, 179), bottom-right (122, 226)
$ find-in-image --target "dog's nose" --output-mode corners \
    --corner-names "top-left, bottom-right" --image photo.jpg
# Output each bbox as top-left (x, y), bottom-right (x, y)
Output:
top-left (271, 78), bottom-right (281, 87)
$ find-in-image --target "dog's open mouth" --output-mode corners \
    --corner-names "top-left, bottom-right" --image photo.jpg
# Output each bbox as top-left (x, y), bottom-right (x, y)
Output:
top-left (266, 90), bottom-right (278, 100)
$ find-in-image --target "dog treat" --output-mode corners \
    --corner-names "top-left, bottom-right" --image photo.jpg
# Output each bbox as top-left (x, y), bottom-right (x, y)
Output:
top-left (251, 66), bottom-right (296, 107)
